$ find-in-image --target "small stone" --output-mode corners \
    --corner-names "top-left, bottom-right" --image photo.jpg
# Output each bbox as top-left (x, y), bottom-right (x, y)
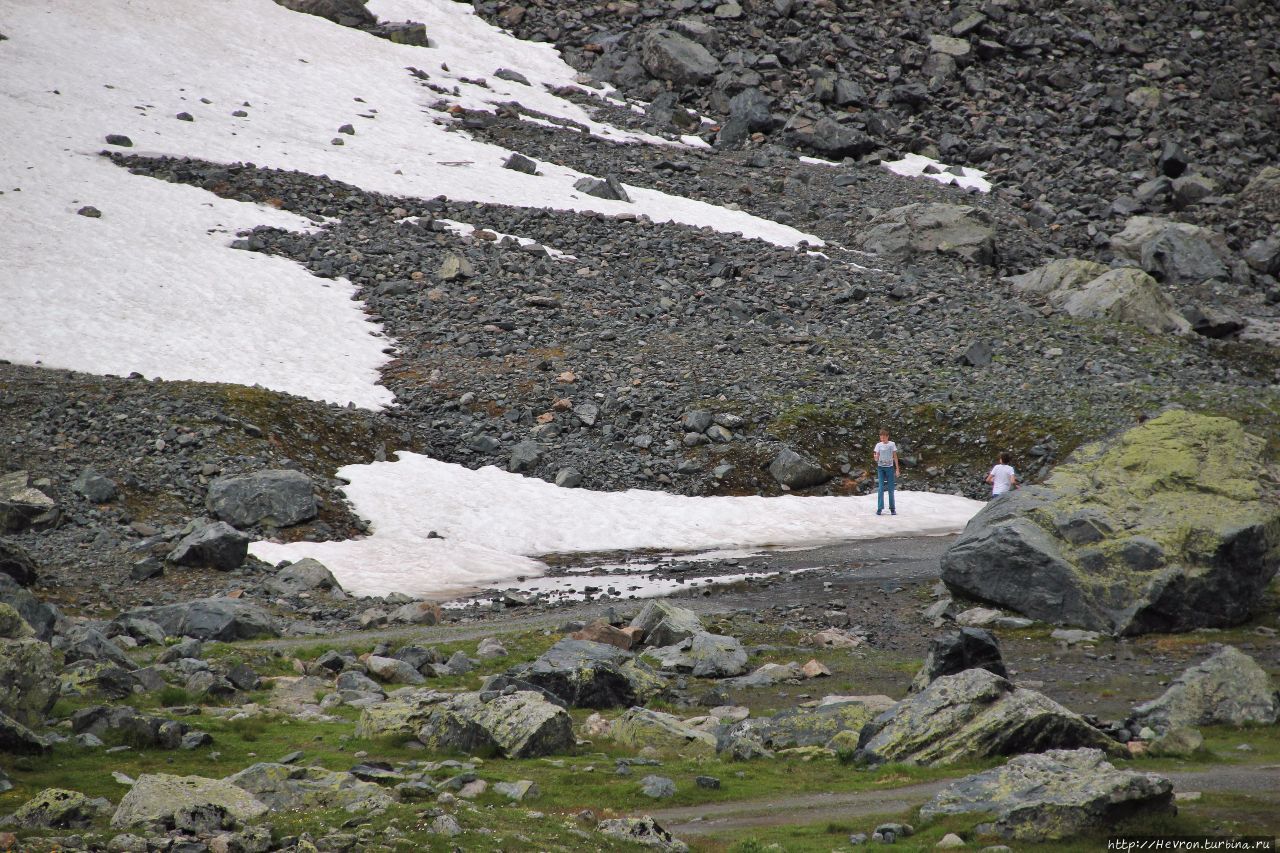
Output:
top-left (77, 206), bottom-right (102, 218)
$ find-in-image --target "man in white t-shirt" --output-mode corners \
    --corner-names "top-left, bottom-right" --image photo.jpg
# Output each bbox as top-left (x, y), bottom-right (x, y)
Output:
top-left (872, 428), bottom-right (899, 515)
top-left (986, 452), bottom-right (1018, 498)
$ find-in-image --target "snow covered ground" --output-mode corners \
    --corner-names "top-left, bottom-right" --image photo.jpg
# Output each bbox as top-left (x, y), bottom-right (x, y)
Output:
top-left (250, 453), bottom-right (984, 599)
top-left (0, 0), bottom-right (821, 406)
top-left (882, 153), bottom-right (992, 193)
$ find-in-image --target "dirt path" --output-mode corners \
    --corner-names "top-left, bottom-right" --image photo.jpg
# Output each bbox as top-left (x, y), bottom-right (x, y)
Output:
top-left (644, 766), bottom-right (1280, 836)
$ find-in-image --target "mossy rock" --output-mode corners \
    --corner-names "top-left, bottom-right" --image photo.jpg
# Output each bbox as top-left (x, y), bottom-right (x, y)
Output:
top-left (941, 410), bottom-right (1280, 634)
top-left (12, 787), bottom-right (104, 829)
top-left (0, 634), bottom-right (59, 726)
top-left (609, 707), bottom-right (716, 754)
top-left (112, 773), bottom-right (268, 830)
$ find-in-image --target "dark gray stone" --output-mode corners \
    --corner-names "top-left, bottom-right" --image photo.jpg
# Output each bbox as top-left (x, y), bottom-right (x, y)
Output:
top-left (207, 469), bottom-right (317, 528)
top-left (167, 521), bottom-right (249, 570)
top-left (910, 628), bottom-right (1008, 692)
top-left (120, 597), bottom-right (279, 641)
top-left (768, 447), bottom-right (830, 489)
top-left (0, 539), bottom-right (38, 586)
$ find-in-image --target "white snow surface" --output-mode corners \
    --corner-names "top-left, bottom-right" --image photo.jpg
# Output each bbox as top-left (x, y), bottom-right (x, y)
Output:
top-left (883, 153), bottom-right (992, 193)
top-left (0, 0), bottom-right (820, 407)
top-left (250, 452), bottom-right (985, 599)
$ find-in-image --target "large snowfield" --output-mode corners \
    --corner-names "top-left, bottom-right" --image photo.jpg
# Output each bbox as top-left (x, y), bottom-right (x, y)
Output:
top-left (1, 0), bottom-right (984, 598)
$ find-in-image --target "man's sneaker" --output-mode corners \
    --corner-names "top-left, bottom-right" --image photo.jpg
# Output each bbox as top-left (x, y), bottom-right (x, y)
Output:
top-left (876, 510), bottom-right (882, 516)
top-left (891, 511), bottom-right (897, 515)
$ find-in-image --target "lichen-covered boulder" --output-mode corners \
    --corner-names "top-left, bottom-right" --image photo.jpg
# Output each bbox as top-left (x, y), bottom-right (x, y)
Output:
top-left (263, 557), bottom-right (341, 596)
top-left (1110, 216), bottom-right (1228, 286)
top-left (597, 815), bottom-right (689, 852)
top-left (112, 773), bottom-right (268, 829)
top-left (642, 632), bottom-right (748, 678)
top-left (1009, 259), bottom-right (1109, 297)
top-left (856, 669), bottom-right (1125, 766)
top-left (630, 600), bottom-right (704, 647)
top-left (0, 471), bottom-right (59, 533)
top-left (610, 707), bottom-right (716, 753)
top-left (0, 574), bottom-right (56, 641)
top-left (354, 689), bottom-right (448, 739)
top-left (12, 788), bottom-right (106, 829)
top-left (910, 628), bottom-right (1007, 693)
top-left (0, 539), bottom-right (39, 586)
top-left (504, 638), bottom-right (665, 708)
top-left (717, 697), bottom-right (881, 757)
top-left (0, 602), bottom-right (32, 640)
top-left (920, 748), bottom-right (1174, 841)
top-left (416, 690), bottom-right (574, 758)
top-left (1053, 268), bottom-right (1191, 335)
top-left (941, 411), bottom-right (1280, 635)
top-left (0, 629), bottom-right (59, 727)
top-left (1131, 646), bottom-right (1279, 731)
top-left (857, 203), bottom-right (997, 265)
top-left (206, 469), bottom-right (317, 529)
top-left (225, 762), bottom-right (394, 813)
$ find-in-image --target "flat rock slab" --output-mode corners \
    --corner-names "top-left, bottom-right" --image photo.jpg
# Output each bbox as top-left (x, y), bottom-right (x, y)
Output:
top-left (920, 748), bottom-right (1174, 841)
top-left (112, 773), bottom-right (268, 829)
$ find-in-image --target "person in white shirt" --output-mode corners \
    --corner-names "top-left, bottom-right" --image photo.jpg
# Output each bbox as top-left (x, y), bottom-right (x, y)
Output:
top-left (986, 452), bottom-right (1018, 498)
top-left (872, 428), bottom-right (900, 515)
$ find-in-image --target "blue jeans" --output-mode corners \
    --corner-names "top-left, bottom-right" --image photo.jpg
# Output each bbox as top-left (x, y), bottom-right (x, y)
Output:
top-left (877, 466), bottom-right (896, 513)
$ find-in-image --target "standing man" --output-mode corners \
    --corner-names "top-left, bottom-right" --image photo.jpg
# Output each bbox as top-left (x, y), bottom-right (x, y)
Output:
top-left (873, 428), bottom-right (900, 516)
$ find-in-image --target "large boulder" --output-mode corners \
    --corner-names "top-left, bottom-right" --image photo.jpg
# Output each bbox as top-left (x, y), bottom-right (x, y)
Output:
top-left (0, 624), bottom-right (59, 726)
top-left (767, 447), bottom-right (831, 490)
top-left (856, 669), bottom-right (1125, 766)
top-left (718, 698), bottom-right (881, 758)
top-left (121, 597), bottom-right (279, 641)
top-left (263, 557), bottom-right (341, 596)
top-left (226, 762), bottom-right (395, 813)
top-left (1009, 258), bottom-right (1109, 297)
top-left (112, 773), bottom-right (269, 830)
top-left (941, 410), bottom-right (1280, 635)
top-left (1240, 166), bottom-right (1280, 221)
top-left (354, 688), bottom-right (449, 739)
top-left (642, 632), bottom-right (748, 678)
top-left (504, 639), bottom-right (665, 709)
top-left (0, 574), bottom-right (56, 640)
top-left (0, 710), bottom-right (51, 754)
top-left (0, 471), bottom-right (59, 532)
top-left (12, 788), bottom-right (106, 829)
top-left (207, 469), bottom-right (317, 528)
top-left (786, 115), bottom-right (875, 159)
top-left (167, 520), bottom-right (250, 569)
top-left (857, 203), bottom-right (997, 265)
top-left (0, 539), bottom-right (38, 586)
top-left (598, 816), bottom-right (689, 852)
top-left (63, 627), bottom-right (135, 669)
top-left (272, 0), bottom-right (376, 27)
top-left (1131, 646), bottom-right (1279, 731)
top-left (71, 705), bottom-right (194, 749)
top-left (910, 628), bottom-right (1007, 693)
top-left (1010, 260), bottom-right (1191, 334)
top-left (920, 748), bottom-right (1174, 841)
top-left (1054, 268), bottom-right (1191, 335)
top-left (417, 690), bottom-right (574, 758)
top-left (630, 600), bottom-right (704, 647)
top-left (610, 706), bottom-right (716, 753)
top-left (1110, 216), bottom-right (1228, 285)
top-left (639, 29), bottom-right (720, 86)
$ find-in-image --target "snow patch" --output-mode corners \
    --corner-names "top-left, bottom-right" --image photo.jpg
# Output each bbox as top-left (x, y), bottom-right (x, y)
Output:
top-left (249, 452), bottom-right (984, 599)
top-left (883, 153), bottom-right (992, 193)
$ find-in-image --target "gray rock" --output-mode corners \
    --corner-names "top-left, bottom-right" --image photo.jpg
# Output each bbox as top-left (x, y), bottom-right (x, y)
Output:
top-left (728, 88), bottom-right (777, 132)
top-left (493, 779), bottom-right (539, 801)
top-left (643, 632), bottom-right (748, 678)
top-left (63, 628), bottom-right (135, 669)
top-left (73, 468), bottom-right (118, 503)
top-left (504, 638), bottom-right (664, 708)
top-left (910, 628), bottom-right (1007, 693)
top-left (438, 252), bottom-right (475, 280)
top-left (573, 176), bottom-right (631, 203)
top-left (416, 690), bottom-right (574, 758)
top-left (226, 762), bottom-right (395, 813)
top-left (120, 597), bottom-right (279, 641)
top-left (768, 447), bottom-right (830, 489)
top-left (630, 599), bottom-right (704, 647)
top-left (207, 469), bottom-right (317, 528)
top-left (1131, 646), bottom-right (1279, 731)
top-left (0, 574), bottom-right (54, 640)
top-left (920, 748), bottom-right (1174, 841)
top-left (365, 655), bottom-right (425, 685)
top-left (1053, 268), bottom-right (1191, 335)
top-left (957, 340), bottom-right (993, 367)
top-left (640, 29), bottom-right (720, 86)
top-left (856, 669), bottom-right (1125, 766)
top-left (610, 707), bottom-right (717, 753)
top-left (508, 439), bottom-right (544, 472)
top-left (941, 411), bottom-right (1279, 635)
top-left (858, 203), bottom-right (997, 265)
top-left (0, 709), bottom-right (51, 754)
top-left (1110, 216), bottom-right (1227, 285)
top-left (264, 557), bottom-right (341, 596)
top-left (503, 153), bottom-right (538, 174)
top-left (555, 467), bottom-right (583, 488)
top-left (0, 628), bottom-right (58, 727)
top-left (166, 521), bottom-right (249, 570)
top-left (0, 539), bottom-right (38, 587)
top-left (639, 775), bottom-right (676, 798)
top-left (1008, 259), bottom-right (1109, 298)
top-left (272, 0), bottom-right (376, 27)
top-left (12, 788), bottom-right (106, 829)
top-left (112, 772), bottom-right (268, 830)
top-left (109, 616), bottom-right (167, 647)
top-left (1182, 303), bottom-right (1246, 339)
top-left (0, 470), bottom-right (59, 533)
top-left (1243, 236), bottom-right (1280, 276)
top-left (718, 698), bottom-right (880, 756)
top-left (597, 815), bottom-right (688, 851)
